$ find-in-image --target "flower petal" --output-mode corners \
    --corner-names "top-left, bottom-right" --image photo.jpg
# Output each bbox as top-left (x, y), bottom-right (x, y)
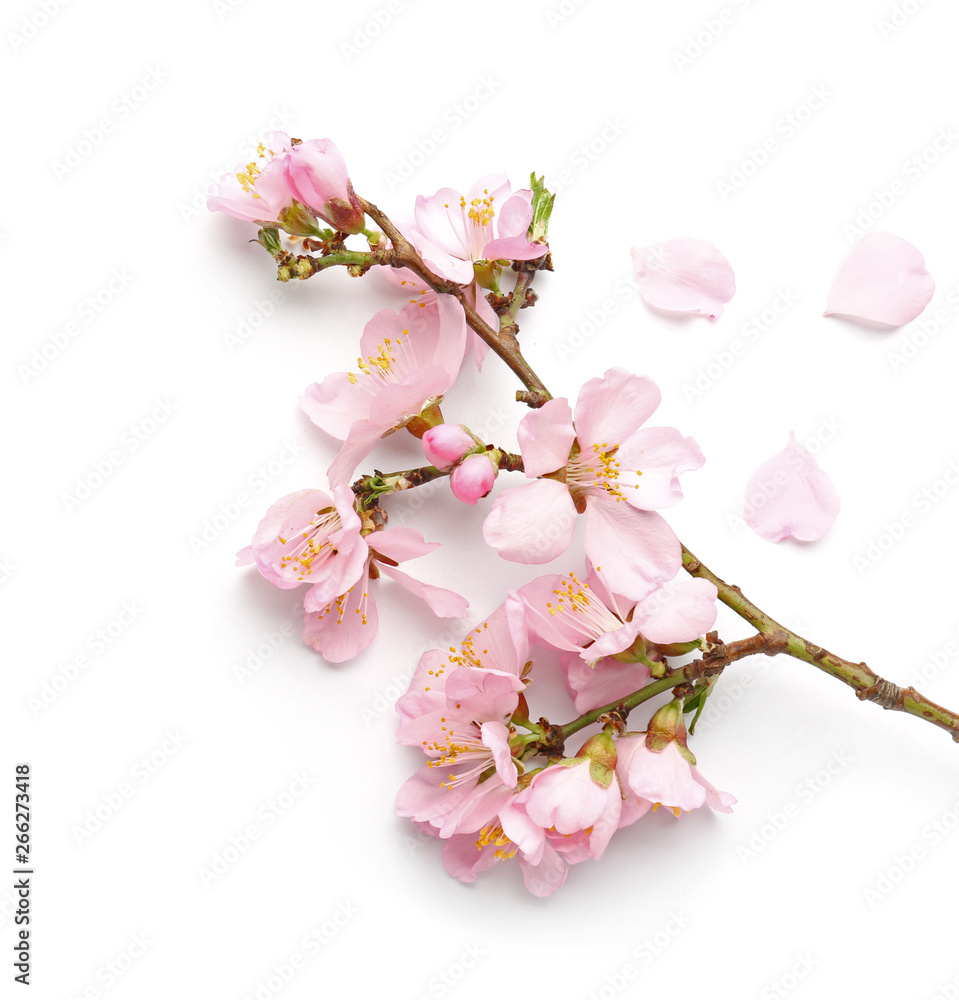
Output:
top-left (743, 433), bottom-right (840, 542)
top-left (483, 479), bottom-right (578, 564)
top-left (631, 239), bottom-right (736, 319)
top-left (517, 398), bottom-right (576, 478)
top-left (825, 232), bottom-right (934, 328)
top-left (378, 563), bottom-right (469, 618)
top-left (301, 578), bottom-right (378, 663)
top-left (573, 368), bottom-right (661, 450)
top-left (583, 500), bottom-right (681, 602)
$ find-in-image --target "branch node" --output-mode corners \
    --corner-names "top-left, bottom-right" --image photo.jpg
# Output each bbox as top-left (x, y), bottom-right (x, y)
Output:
top-left (857, 678), bottom-right (904, 710)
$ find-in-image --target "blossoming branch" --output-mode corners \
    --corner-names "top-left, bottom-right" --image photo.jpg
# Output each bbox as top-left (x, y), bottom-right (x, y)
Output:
top-left (209, 132), bottom-right (959, 895)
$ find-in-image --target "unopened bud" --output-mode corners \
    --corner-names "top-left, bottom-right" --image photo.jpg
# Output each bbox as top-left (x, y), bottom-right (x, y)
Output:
top-left (450, 454), bottom-right (497, 505)
top-left (422, 424), bottom-right (475, 469)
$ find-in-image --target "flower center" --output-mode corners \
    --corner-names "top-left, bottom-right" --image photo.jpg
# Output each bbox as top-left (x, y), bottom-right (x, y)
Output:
top-left (313, 571), bottom-right (371, 628)
top-left (235, 142), bottom-right (277, 200)
top-left (566, 441), bottom-right (642, 504)
top-left (475, 824), bottom-right (517, 859)
top-left (348, 330), bottom-right (411, 386)
top-left (545, 572), bottom-right (624, 643)
top-left (277, 506), bottom-right (342, 581)
top-left (461, 192), bottom-right (496, 230)
top-left (425, 721), bottom-right (495, 790)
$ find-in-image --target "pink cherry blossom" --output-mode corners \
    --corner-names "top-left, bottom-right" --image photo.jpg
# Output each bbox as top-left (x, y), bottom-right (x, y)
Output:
top-left (616, 703), bottom-right (735, 816)
top-left (376, 263), bottom-right (497, 370)
top-left (743, 433), bottom-right (840, 542)
top-left (513, 754), bottom-right (622, 861)
top-left (437, 818), bottom-right (571, 897)
top-left (483, 368), bottom-right (704, 600)
top-left (300, 296), bottom-right (467, 486)
top-left (409, 174), bottom-right (547, 285)
top-left (284, 137), bottom-right (365, 234)
top-left (207, 132), bottom-right (296, 226)
top-left (825, 232), bottom-right (934, 328)
top-left (545, 571), bottom-right (718, 712)
top-left (395, 595), bottom-right (529, 837)
top-left (236, 486), bottom-right (368, 610)
top-left (450, 454), bottom-right (497, 505)
top-left (617, 735), bottom-right (707, 814)
top-left (631, 238), bottom-right (736, 319)
top-left (301, 525), bottom-right (468, 663)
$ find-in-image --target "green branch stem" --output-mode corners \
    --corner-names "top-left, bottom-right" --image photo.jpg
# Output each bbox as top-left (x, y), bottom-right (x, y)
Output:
top-left (682, 546), bottom-right (959, 741)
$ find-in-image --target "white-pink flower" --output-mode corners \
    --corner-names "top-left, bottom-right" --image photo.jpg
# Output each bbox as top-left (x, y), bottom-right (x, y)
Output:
top-left (743, 433), bottom-right (840, 542)
top-left (526, 570), bottom-right (717, 712)
top-left (395, 595), bottom-right (529, 837)
top-left (300, 296), bottom-right (467, 487)
top-left (512, 734), bottom-right (622, 860)
top-left (616, 703), bottom-right (735, 816)
top-left (409, 174), bottom-right (547, 285)
top-left (483, 368), bottom-right (704, 600)
top-left (450, 454), bottom-right (497, 505)
top-left (239, 492), bottom-right (467, 663)
top-left (236, 486), bottom-right (368, 610)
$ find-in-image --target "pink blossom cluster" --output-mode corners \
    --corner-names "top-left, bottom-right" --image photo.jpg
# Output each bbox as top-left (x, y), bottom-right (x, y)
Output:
top-left (396, 587), bottom-right (734, 896)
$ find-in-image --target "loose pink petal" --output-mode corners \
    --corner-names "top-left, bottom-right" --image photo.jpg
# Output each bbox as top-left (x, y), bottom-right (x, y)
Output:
top-left (743, 433), bottom-right (840, 542)
top-left (631, 239), bottom-right (736, 319)
top-left (825, 232), bottom-right (934, 328)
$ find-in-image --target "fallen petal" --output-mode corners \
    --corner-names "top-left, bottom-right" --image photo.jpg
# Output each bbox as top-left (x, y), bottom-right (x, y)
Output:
top-left (744, 433), bottom-right (840, 542)
top-left (631, 239), bottom-right (735, 319)
top-left (825, 232), bottom-right (934, 328)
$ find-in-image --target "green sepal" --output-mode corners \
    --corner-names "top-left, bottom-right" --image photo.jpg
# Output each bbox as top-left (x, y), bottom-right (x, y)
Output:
top-left (276, 201), bottom-right (329, 239)
top-left (588, 758), bottom-right (614, 789)
top-left (528, 172), bottom-right (555, 244)
top-left (256, 227), bottom-right (282, 256)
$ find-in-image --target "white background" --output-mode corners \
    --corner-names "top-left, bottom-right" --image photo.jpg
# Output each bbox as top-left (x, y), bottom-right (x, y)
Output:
top-left (5, 0), bottom-right (959, 997)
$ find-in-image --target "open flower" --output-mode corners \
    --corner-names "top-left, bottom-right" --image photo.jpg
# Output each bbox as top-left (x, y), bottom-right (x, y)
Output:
top-left (511, 732), bottom-right (622, 861)
top-left (484, 368), bottom-right (704, 600)
top-left (519, 567), bottom-right (717, 712)
top-left (395, 595), bottom-right (529, 837)
top-left (240, 490), bottom-right (467, 663)
top-left (409, 174), bottom-right (547, 285)
top-left (300, 296), bottom-right (467, 486)
top-left (236, 486), bottom-right (368, 610)
top-left (616, 702), bottom-right (735, 816)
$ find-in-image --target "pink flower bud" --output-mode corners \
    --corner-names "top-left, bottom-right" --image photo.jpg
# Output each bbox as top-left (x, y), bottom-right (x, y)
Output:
top-left (284, 138), bottom-right (365, 234)
top-left (450, 454), bottom-right (497, 505)
top-left (422, 424), bottom-right (475, 470)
